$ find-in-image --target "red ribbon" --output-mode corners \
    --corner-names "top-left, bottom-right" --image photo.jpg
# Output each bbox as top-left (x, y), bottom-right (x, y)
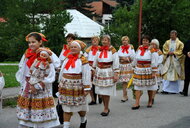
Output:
top-left (25, 48), bottom-right (37, 68)
top-left (64, 54), bottom-right (79, 70)
top-left (121, 45), bottom-right (130, 54)
top-left (91, 46), bottom-right (99, 56)
top-left (99, 46), bottom-right (109, 58)
top-left (63, 45), bottom-right (70, 57)
top-left (139, 46), bottom-right (149, 56)
top-left (35, 57), bottom-right (47, 68)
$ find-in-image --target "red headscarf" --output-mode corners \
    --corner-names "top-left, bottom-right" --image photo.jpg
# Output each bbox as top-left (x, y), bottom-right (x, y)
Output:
top-left (64, 54), bottom-right (79, 70)
top-left (139, 46), bottom-right (149, 56)
top-left (99, 46), bottom-right (109, 58)
top-left (25, 48), bottom-right (37, 68)
top-left (121, 45), bottom-right (130, 54)
top-left (63, 44), bottom-right (71, 57)
top-left (91, 46), bottom-right (99, 56)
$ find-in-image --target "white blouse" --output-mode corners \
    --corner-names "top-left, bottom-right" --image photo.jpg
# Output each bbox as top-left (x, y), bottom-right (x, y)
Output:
top-left (118, 45), bottom-right (136, 60)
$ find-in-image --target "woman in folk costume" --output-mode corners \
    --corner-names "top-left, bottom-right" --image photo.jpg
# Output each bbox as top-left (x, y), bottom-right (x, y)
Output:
top-left (16, 32), bottom-right (60, 128)
top-left (84, 36), bottom-right (102, 105)
top-left (59, 33), bottom-right (76, 64)
top-left (92, 35), bottom-right (119, 116)
top-left (150, 39), bottom-right (163, 103)
top-left (58, 40), bottom-right (91, 128)
top-left (132, 35), bottom-right (158, 110)
top-left (118, 36), bottom-right (135, 102)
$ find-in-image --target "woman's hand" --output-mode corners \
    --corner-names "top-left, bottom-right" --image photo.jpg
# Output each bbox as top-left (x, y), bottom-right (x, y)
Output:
top-left (30, 85), bottom-right (37, 94)
top-left (36, 48), bottom-right (52, 56)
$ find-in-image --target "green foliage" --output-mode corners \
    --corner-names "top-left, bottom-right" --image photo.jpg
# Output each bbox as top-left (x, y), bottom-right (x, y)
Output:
top-left (0, 0), bottom-right (71, 61)
top-left (0, 65), bottom-right (19, 88)
top-left (43, 11), bottom-right (71, 55)
top-left (103, 0), bottom-right (190, 49)
top-left (142, 0), bottom-right (190, 46)
top-left (103, 3), bottom-right (139, 49)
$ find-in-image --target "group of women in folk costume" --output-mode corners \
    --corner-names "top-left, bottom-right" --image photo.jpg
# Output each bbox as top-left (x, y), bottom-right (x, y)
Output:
top-left (16, 32), bottom-right (164, 128)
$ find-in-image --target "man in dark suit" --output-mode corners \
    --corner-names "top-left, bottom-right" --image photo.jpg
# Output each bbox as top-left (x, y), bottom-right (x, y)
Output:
top-left (180, 40), bottom-right (190, 96)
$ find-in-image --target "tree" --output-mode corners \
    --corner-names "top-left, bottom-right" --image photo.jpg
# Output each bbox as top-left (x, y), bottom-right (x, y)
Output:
top-left (0, 0), bottom-right (71, 61)
top-left (103, 3), bottom-right (139, 49)
top-left (103, 0), bottom-right (190, 49)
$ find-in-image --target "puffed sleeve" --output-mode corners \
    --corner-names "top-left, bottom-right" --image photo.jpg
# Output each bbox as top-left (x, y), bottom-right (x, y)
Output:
top-left (130, 48), bottom-right (136, 61)
top-left (158, 54), bottom-right (164, 65)
top-left (16, 54), bottom-right (27, 83)
top-left (151, 52), bottom-right (158, 72)
top-left (92, 53), bottom-right (98, 70)
top-left (82, 64), bottom-right (92, 90)
top-left (112, 52), bottom-right (120, 72)
top-left (42, 64), bottom-right (55, 84)
top-left (59, 50), bottom-right (64, 61)
top-left (83, 52), bottom-right (88, 58)
top-left (51, 52), bottom-right (61, 69)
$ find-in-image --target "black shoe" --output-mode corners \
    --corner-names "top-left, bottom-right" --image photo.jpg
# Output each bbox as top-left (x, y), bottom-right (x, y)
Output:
top-left (101, 109), bottom-right (110, 116)
top-left (79, 120), bottom-right (87, 128)
top-left (98, 98), bottom-right (102, 104)
top-left (180, 92), bottom-right (188, 96)
top-left (121, 99), bottom-right (128, 103)
top-left (88, 101), bottom-right (96, 105)
top-left (131, 105), bottom-right (140, 110)
top-left (161, 91), bottom-right (169, 94)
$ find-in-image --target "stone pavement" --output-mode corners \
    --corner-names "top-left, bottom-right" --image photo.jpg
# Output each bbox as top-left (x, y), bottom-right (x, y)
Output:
top-left (0, 88), bottom-right (190, 128)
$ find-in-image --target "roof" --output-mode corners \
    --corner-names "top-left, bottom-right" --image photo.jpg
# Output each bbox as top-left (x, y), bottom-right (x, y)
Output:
top-left (65, 9), bottom-right (104, 38)
top-left (88, 0), bottom-right (118, 16)
top-left (102, 0), bottom-right (118, 7)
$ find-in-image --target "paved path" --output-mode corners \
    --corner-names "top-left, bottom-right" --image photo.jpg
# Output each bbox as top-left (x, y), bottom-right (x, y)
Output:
top-left (0, 89), bottom-right (190, 128)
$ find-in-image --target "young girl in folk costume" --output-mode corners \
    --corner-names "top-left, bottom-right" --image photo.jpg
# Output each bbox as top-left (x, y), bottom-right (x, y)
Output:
top-left (132, 35), bottom-right (158, 110)
top-left (16, 32), bottom-right (60, 128)
top-left (84, 36), bottom-right (102, 105)
top-left (150, 39), bottom-right (163, 103)
top-left (58, 40), bottom-right (91, 128)
top-left (118, 36), bottom-right (135, 102)
top-left (59, 33), bottom-right (76, 64)
top-left (92, 35), bottom-right (119, 116)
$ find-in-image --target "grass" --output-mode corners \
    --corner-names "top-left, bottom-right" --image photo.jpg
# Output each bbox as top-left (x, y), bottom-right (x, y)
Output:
top-left (3, 97), bottom-right (17, 107)
top-left (0, 65), bottom-right (19, 88)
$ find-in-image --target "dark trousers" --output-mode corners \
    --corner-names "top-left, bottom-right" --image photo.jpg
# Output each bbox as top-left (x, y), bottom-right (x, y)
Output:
top-left (183, 75), bottom-right (190, 95)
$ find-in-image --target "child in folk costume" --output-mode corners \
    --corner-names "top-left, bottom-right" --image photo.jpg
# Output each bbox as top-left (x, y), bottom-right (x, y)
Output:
top-left (16, 32), bottom-right (60, 128)
top-left (58, 40), bottom-right (91, 128)
top-left (59, 33), bottom-right (76, 64)
top-left (84, 36), bottom-right (102, 105)
top-left (118, 36), bottom-right (135, 102)
top-left (132, 35), bottom-right (158, 110)
top-left (92, 35), bottom-right (119, 116)
top-left (150, 39), bottom-right (163, 103)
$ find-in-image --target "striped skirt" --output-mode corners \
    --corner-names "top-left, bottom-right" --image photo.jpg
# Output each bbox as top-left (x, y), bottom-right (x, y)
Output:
top-left (133, 63), bottom-right (156, 87)
top-left (118, 62), bottom-right (133, 83)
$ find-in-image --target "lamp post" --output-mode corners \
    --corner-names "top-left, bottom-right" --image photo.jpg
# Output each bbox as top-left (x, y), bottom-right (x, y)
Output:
top-left (138, 0), bottom-right (142, 46)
